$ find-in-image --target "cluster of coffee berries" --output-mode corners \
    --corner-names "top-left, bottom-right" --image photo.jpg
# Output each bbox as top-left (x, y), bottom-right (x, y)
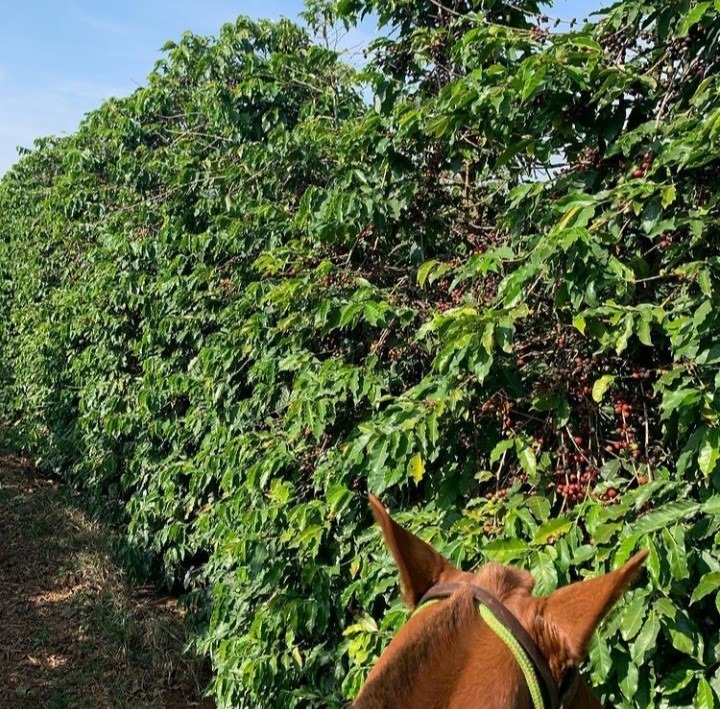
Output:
top-left (553, 440), bottom-right (600, 505)
top-left (632, 151), bottom-right (653, 178)
top-left (598, 25), bottom-right (630, 57)
top-left (530, 25), bottom-right (550, 42)
top-left (480, 393), bottom-right (513, 430)
top-left (572, 146), bottom-right (602, 172)
top-left (493, 317), bottom-right (665, 507)
top-left (657, 233), bottom-right (673, 250)
top-left (320, 270), bottom-right (355, 289)
top-left (604, 389), bottom-right (645, 462)
top-left (598, 486), bottom-right (618, 503)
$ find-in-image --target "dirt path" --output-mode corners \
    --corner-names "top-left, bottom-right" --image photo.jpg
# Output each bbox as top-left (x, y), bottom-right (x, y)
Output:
top-left (0, 454), bottom-right (213, 708)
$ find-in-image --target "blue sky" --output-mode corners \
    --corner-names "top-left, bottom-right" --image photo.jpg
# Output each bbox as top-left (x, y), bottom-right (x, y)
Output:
top-left (0, 0), bottom-right (602, 176)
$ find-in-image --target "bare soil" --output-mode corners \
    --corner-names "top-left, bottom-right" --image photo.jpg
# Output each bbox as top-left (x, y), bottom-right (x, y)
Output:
top-left (0, 453), bottom-right (214, 708)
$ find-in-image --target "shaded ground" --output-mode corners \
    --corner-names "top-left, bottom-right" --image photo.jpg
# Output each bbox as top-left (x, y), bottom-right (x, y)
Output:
top-left (0, 453), bottom-right (214, 708)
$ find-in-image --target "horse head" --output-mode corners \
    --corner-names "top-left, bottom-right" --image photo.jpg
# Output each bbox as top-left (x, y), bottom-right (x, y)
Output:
top-left (353, 494), bottom-right (648, 708)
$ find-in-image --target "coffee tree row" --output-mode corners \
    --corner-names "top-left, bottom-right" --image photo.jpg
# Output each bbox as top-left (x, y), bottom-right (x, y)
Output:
top-left (0, 1), bottom-right (719, 706)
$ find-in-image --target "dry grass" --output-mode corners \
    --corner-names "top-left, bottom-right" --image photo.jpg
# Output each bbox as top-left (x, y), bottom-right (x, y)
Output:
top-left (0, 453), bottom-right (214, 708)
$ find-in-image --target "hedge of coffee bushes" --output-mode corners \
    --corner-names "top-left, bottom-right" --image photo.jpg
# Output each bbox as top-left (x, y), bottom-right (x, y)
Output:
top-left (1, 1), bottom-right (720, 706)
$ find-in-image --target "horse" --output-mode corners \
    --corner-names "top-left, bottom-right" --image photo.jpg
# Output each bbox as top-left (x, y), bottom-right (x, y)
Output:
top-left (352, 494), bottom-right (648, 708)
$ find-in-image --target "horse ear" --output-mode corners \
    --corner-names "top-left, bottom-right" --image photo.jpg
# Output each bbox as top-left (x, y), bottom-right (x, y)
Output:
top-left (369, 493), bottom-right (456, 608)
top-left (543, 550), bottom-right (649, 661)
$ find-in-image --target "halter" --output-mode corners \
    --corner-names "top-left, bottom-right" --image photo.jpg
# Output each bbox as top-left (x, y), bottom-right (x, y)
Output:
top-left (415, 582), bottom-right (579, 709)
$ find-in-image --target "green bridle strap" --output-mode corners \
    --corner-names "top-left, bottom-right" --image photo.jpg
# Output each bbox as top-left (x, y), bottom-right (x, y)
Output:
top-left (412, 597), bottom-right (547, 709)
top-left (477, 603), bottom-right (546, 709)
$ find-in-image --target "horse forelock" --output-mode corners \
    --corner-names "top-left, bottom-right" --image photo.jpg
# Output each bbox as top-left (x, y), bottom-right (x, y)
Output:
top-left (472, 563), bottom-right (536, 604)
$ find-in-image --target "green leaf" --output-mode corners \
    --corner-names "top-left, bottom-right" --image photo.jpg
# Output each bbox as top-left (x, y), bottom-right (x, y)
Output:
top-left (654, 597), bottom-right (677, 619)
top-left (515, 438), bottom-right (537, 479)
top-left (621, 595), bottom-right (647, 641)
top-left (592, 521), bottom-right (623, 544)
top-left (698, 428), bottom-right (720, 475)
top-left (571, 544), bottom-right (596, 564)
top-left (531, 551), bottom-right (558, 595)
top-left (631, 611), bottom-right (660, 664)
top-left (702, 495), bottom-right (720, 515)
top-left (592, 375), bottom-right (614, 403)
top-left (417, 259), bottom-right (439, 288)
top-left (533, 517), bottom-right (573, 545)
top-left (662, 183), bottom-right (677, 208)
top-left (417, 260), bottom-right (452, 288)
top-left (483, 538), bottom-right (530, 561)
top-left (527, 495), bottom-right (551, 521)
top-left (490, 438), bottom-right (513, 464)
top-left (589, 635), bottom-right (612, 683)
top-left (662, 526), bottom-right (689, 581)
top-left (676, 2), bottom-right (711, 38)
top-left (521, 64), bottom-right (548, 101)
top-left (629, 500), bottom-right (700, 535)
top-left (614, 534), bottom-right (640, 565)
top-left (343, 615), bottom-right (378, 636)
top-left (694, 679), bottom-right (716, 709)
top-left (691, 571), bottom-right (720, 603)
top-left (367, 438), bottom-right (390, 493)
top-left (618, 654), bottom-right (639, 697)
top-left (326, 483), bottom-right (351, 514)
top-left (570, 36), bottom-right (603, 53)
top-left (663, 664), bottom-right (698, 694)
top-left (363, 301), bottom-right (387, 326)
top-left (410, 452), bottom-right (425, 483)
top-left (667, 611), bottom-right (703, 660)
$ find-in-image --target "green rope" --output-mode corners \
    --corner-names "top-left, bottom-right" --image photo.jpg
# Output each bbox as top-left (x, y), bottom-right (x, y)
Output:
top-left (412, 598), bottom-right (546, 709)
top-left (477, 604), bottom-right (546, 709)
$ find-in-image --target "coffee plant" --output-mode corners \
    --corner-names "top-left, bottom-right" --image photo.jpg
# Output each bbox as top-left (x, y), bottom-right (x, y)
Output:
top-left (1, 1), bottom-right (720, 706)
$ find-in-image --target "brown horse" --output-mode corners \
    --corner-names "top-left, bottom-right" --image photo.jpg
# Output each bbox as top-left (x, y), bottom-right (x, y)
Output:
top-left (353, 494), bottom-right (648, 708)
